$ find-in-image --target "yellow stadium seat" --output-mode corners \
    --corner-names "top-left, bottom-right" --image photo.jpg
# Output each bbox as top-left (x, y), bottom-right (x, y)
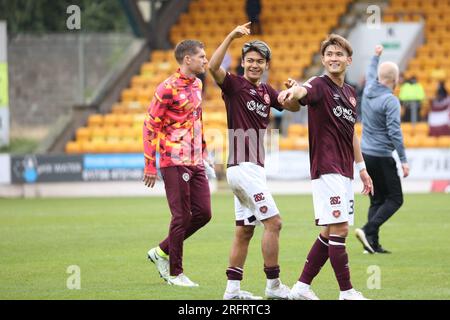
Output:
top-left (288, 124), bottom-right (307, 137)
top-left (420, 136), bottom-right (438, 148)
top-left (294, 137), bottom-right (309, 150)
top-left (355, 123), bottom-right (363, 136)
top-left (104, 126), bottom-right (121, 138)
top-left (401, 123), bottom-right (413, 135)
top-left (91, 127), bottom-right (107, 139)
top-left (76, 127), bottom-right (91, 142)
top-left (279, 137), bottom-right (296, 150)
top-left (437, 136), bottom-right (450, 147)
top-left (413, 122), bottom-right (429, 136)
top-left (80, 141), bottom-right (97, 153)
top-left (65, 141), bottom-right (81, 154)
top-left (403, 135), bottom-right (417, 148)
top-left (117, 114), bottom-right (134, 127)
top-left (104, 114), bottom-right (119, 127)
top-left (121, 88), bottom-right (138, 102)
top-left (88, 114), bottom-right (103, 127)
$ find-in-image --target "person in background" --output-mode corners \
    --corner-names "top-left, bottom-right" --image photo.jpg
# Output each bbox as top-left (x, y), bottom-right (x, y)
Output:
top-left (354, 44), bottom-right (409, 254)
top-left (246, 0), bottom-right (262, 35)
top-left (399, 76), bottom-right (426, 123)
top-left (429, 81), bottom-right (450, 136)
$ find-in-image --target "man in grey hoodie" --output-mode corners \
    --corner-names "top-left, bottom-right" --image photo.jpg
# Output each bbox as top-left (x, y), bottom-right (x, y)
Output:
top-left (355, 45), bottom-right (410, 254)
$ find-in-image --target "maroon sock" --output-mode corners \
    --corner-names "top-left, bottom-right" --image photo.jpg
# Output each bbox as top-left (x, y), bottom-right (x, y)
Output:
top-left (299, 234), bottom-right (329, 285)
top-left (226, 267), bottom-right (243, 281)
top-left (264, 265), bottom-right (280, 279)
top-left (328, 235), bottom-right (353, 291)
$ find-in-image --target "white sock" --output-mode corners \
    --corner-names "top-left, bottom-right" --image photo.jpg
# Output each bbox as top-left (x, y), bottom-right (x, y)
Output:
top-left (266, 278), bottom-right (280, 289)
top-left (226, 280), bottom-right (240, 292)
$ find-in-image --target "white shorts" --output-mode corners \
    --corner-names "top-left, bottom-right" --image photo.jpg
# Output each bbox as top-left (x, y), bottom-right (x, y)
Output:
top-left (312, 174), bottom-right (354, 226)
top-left (226, 162), bottom-right (280, 226)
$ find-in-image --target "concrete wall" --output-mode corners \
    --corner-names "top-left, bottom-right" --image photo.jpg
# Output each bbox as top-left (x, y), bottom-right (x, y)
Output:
top-left (8, 33), bottom-right (134, 138)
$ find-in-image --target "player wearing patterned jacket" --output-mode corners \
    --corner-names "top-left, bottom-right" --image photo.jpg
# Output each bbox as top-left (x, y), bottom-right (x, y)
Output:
top-left (144, 40), bottom-right (211, 287)
top-left (209, 22), bottom-right (300, 300)
top-left (279, 34), bottom-right (374, 300)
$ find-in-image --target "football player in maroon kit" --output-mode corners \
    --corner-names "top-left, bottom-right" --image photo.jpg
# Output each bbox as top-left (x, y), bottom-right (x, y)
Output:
top-left (209, 22), bottom-right (300, 300)
top-left (279, 34), bottom-right (374, 300)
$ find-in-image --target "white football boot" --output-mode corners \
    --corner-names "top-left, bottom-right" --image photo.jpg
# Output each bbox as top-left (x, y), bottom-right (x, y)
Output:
top-left (147, 247), bottom-right (169, 281)
top-left (339, 288), bottom-right (370, 300)
top-left (167, 273), bottom-right (199, 287)
top-left (265, 280), bottom-right (291, 300)
top-left (223, 290), bottom-right (263, 300)
top-left (288, 282), bottom-right (320, 300)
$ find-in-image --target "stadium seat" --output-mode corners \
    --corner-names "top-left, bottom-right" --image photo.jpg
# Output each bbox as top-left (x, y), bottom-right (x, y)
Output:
top-left (65, 141), bottom-right (81, 154)
top-left (76, 128), bottom-right (91, 142)
top-left (288, 124), bottom-right (307, 137)
top-left (88, 114), bottom-right (104, 127)
top-left (401, 123), bottom-right (414, 135)
top-left (414, 122), bottom-right (430, 136)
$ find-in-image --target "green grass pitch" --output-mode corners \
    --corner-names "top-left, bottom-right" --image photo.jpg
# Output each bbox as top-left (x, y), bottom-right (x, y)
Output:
top-left (0, 193), bottom-right (449, 300)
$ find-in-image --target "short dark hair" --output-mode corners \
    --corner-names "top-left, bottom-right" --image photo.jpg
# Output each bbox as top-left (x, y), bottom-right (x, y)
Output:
top-left (241, 40), bottom-right (271, 61)
top-left (320, 34), bottom-right (353, 57)
top-left (174, 40), bottom-right (204, 64)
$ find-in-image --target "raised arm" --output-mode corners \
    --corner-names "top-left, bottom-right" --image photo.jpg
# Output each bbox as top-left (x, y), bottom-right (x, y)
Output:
top-left (208, 22), bottom-right (251, 85)
top-left (366, 44), bottom-right (383, 84)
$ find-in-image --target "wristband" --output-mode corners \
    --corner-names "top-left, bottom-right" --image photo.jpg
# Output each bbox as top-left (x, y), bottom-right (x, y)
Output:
top-left (356, 161), bottom-right (366, 172)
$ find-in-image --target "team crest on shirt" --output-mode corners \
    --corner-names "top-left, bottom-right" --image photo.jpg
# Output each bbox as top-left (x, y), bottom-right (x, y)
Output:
top-left (250, 89), bottom-right (257, 96)
top-left (332, 210), bottom-right (341, 218)
top-left (349, 97), bottom-right (356, 107)
top-left (264, 94), bottom-right (270, 104)
top-left (260, 206), bottom-right (268, 214)
top-left (333, 105), bottom-right (343, 117)
top-left (182, 173), bottom-right (190, 182)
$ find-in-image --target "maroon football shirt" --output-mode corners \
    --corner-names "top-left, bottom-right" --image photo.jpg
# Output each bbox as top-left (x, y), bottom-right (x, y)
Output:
top-left (219, 72), bottom-right (282, 167)
top-left (299, 75), bottom-right (357, 180)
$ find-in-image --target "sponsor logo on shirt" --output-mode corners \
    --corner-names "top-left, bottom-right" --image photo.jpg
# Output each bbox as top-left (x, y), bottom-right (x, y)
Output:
top-left (333, 105), bottom-right (355, 123)
top-left (246, 100), bottom-right (269, 117)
